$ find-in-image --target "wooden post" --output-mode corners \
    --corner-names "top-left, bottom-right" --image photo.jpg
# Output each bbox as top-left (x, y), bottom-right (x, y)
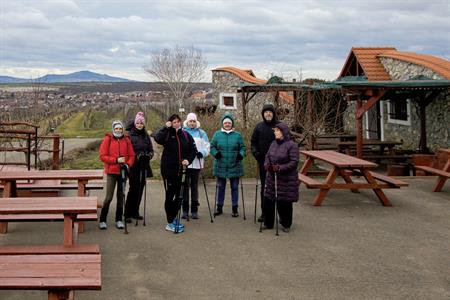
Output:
top-left (356, 98), bottom-right (363, 158)
top-left (52, 134), bottom-right (60, 170)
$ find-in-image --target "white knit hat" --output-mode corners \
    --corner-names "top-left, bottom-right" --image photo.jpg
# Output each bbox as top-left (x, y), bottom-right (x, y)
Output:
top-left (186, 112), bottom-right (197, 122)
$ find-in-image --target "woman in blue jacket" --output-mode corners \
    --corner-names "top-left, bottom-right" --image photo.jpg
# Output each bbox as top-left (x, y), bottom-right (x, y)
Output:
top-left (182, 112), bottom-right (210, 219)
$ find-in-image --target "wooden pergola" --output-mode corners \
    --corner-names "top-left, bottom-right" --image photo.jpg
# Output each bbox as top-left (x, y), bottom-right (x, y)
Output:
top-left (334, 79), bottom-right (450, 157)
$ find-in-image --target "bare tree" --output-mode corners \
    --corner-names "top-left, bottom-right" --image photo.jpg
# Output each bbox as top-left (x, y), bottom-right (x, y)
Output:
top-left (144, 45), bottom-right (207, 110)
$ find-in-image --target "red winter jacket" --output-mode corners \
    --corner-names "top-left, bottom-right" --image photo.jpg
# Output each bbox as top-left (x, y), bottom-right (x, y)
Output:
top-left (99, 133), bottom-right (135, 175)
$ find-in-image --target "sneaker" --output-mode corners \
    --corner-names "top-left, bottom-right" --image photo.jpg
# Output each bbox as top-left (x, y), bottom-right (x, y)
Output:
top-left (172, 219), bottom-right (185, 229)
top-left (191, 212), bottom-right (199, 219)
top-left (98, 222), bottom-right (107, 230)
top-left (181, 211), bottom-right (189, 219)
top-left (165, 223), bottom-right (185, 233)
top-left (214, 205), bottom-right (223, 216)
top-left (115, 221), bottom-right (125, 229)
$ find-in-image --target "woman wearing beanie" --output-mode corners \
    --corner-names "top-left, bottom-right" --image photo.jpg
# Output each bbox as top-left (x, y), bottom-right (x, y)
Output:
top-left (99, 120), bottom-right (135, 230)
top-left (263, 122), bottom-right (299, 232)
top-left (124, 112), bottom-right (154, 223)
top-left (210, 112), bottom-right (246, 217)
top-left (182, 112), bottom-right (210, 220)
top-left (154, 114), bottom-right (197, 233)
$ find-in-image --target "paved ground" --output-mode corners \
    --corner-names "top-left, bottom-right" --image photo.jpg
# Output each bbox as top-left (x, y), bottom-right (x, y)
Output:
top-left (0, 176), bottom-right (449, 300)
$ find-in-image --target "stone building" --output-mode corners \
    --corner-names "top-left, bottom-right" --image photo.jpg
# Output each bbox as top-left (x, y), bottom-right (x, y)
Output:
top-left (211, 67), bottom-right (294, 127)
top-left (339, 47), bottom-right (450, 151)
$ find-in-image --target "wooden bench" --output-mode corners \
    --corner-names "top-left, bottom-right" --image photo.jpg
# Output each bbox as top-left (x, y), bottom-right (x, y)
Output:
top-left (0, 253), bottom-right (101, 300)
top-left (368, 171), bottom-right (409, 188)
top-left (0, 181), bottom-right (104, 197)
top-left (415, 165), bottom-right (450, 192)
top-left (0, 244), bottom-right (100, 255)
top-left (298, 173), bottom-right (327, 188)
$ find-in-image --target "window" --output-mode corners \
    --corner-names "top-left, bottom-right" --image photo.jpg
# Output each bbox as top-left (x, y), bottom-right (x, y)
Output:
top-left (219, 93), bottom-right (237, 109)
top-left (387, 99), bottom-right (411, 126)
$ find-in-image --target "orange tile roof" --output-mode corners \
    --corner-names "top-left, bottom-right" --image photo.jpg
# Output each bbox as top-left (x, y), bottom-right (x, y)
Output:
top-left (212, 67), bottom-right (294, 104)
top-left (339, 47), bottom-right (396, 81)
top-left (378, 51), bottom-right (450, 80)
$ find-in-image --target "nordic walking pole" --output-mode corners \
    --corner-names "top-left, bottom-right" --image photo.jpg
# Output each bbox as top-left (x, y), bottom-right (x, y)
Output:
top-left (254, 165), bottom-right (259, 224)
top-left (199, 158), bottom-right (213, 223)
top-left (175, 166), bottom-right (187, 234)
top-left (260, 169), bottom-right (268, 233)
top-left (240, 177), bottom-right (246, 220)
top-left (213, 158), bottom-right (220, 218)
top-left (274, 170), bottom-right (279, 236)
top-left (142, 168), bottom-right (147, 226)
top-left (121, 164), bottom-right (129, 234)
top-left (135, 167), bottom-right (143, 227)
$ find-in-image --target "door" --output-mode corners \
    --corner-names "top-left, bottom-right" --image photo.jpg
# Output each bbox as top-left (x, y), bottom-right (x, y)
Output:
top-left (367, 101), bottom-right (381, 140)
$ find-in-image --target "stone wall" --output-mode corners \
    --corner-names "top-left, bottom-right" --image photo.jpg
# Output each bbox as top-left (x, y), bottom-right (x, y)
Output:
top-left (212, 70), bottom-right (295, 127)
top-left (344, 59), bottom-right (450, 151)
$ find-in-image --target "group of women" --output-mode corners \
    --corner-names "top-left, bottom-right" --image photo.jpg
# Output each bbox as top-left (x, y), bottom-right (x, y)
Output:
top-left (99, 108), bottom-right (299, 234)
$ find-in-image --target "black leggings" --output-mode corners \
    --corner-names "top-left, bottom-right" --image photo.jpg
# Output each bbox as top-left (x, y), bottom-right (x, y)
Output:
top-left (183, 169), bottom-right (200, 213)
top-left (163, 176), bottom-right (182, 223)
top-left (263, 198), bottom-right (293, 229)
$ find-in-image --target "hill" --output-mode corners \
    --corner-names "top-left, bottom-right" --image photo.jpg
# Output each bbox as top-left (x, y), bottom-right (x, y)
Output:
top-left (0, 70), bottom-right (132, 83)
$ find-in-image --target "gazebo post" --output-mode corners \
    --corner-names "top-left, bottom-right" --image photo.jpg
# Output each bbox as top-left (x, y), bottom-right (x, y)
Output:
top-left (356, 98), bottom-right (364, 158)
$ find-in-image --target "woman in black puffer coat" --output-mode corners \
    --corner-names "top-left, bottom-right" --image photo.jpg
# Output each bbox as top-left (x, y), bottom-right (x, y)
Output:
top-left (263, 122), bottom-right (299, 232)
top-left (124, 112), bottom-right (154, 222)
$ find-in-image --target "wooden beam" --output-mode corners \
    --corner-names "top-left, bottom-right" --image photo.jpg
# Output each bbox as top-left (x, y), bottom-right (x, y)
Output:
top-left (356, 90), bottom-right (385, 119)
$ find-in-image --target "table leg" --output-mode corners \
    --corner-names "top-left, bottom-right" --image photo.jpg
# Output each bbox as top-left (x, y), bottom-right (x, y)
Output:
top-left (339, 169), bottom-right (359, 193)
top-left (433, 159), bottom-right (450, 192)
top-left (48, 289), bottom-right (70, 300)
top-left (313, 167), bottom-right (338, 206)
top-left (77, 180), bottom-right (87, 233)
top-left (63, 214), bottom-right (74, 246)
top-left (361, 169), bottom-right (392, 206)
top-left (0, 181), bottom-right (13, 233)
top-left (300, 157), bottom-right (314, 174)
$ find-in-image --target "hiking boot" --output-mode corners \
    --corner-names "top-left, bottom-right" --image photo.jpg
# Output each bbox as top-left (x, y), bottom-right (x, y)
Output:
top-left (115, 221), bottom-right (125, 229)
top-left (257, 215), bottom-right (264, 223)
top-left (191, 212), bottom-right (199, 219)
top-left (214, 205), bottom-right (223, 216)
top-left (232, 206), bottom-right (239, 218)
top-left (181, 211), bottom-right (189, 219)
top-left (98, 222), bottom-right (107, 230)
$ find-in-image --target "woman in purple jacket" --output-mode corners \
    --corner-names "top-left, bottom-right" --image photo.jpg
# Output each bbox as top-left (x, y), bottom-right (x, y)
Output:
top-left (263, 122), bottom-right (299, 232)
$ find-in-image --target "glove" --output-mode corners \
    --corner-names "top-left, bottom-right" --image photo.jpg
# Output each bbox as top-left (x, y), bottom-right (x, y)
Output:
top-left (271, 164), bottom-right (280, 173)
top-left (236, 153), bottom-right (243, 161)
top-left (215, 152), bottom-right (222, 159)
top-left (196, 152), bottom-right (203, 159)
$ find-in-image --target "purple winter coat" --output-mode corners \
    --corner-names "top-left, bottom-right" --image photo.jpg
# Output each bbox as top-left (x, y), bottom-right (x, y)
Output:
top-left (263, 123), bottom-right (299, 202)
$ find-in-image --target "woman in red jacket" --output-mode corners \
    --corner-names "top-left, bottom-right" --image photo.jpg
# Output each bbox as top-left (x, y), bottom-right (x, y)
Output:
top-left (98, 120), bottom-right (135, 230)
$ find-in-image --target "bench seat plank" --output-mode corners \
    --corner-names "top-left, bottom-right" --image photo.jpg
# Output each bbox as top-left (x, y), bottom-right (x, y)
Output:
top-left (298, 174), bottom-right (326, 188)
top-left (415, 166), bottom-right (450, 178)
top-left (369, 171), bottom-right (409, 187)
top-left (0, 213), bottom-right (98, 222)
top-left (0, 254), bottom-right (101, 290)
top-left (0, 244), bottom-right (100, 255)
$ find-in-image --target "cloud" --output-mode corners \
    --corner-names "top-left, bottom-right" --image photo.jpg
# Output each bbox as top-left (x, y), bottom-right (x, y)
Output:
top-left (1, 0), bottom-right (449, 81)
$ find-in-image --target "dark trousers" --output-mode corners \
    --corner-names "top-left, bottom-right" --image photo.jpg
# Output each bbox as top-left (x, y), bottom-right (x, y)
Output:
top-left (263, 198), bottom-right (293, 229)
top-left (125, 169), bottom-right (146, 218)
top-left (100, 174), bottom-right (125, 222)
top-left (183, 168), bottom-right (200, 213)
top-left (163, 176), bottom-right (182, 223)
top-left (217, 177), bottom-right (239, 207)
top-left (258, 160), bottom-right (266, 215)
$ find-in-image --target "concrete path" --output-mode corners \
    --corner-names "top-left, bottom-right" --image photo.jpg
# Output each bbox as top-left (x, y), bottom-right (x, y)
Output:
top-left (0, 176), bottom-right (449, 299)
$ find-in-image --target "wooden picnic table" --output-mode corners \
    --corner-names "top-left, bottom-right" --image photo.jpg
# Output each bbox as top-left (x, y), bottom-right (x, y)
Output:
top-left (0, 197), bottom-right (98, 245)
top-left (299, 150), bottom-right (408, 206)
top-left (0, 169), bottom-right (104, 198)
top-left (337, 139), bottom-right (402, 156)
top-left (415, 148), bottom-right (450, 192)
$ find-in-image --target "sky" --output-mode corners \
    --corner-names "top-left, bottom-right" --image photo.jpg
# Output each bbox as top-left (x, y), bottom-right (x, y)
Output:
top-left (1, 0), bottom-right (449, 82)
